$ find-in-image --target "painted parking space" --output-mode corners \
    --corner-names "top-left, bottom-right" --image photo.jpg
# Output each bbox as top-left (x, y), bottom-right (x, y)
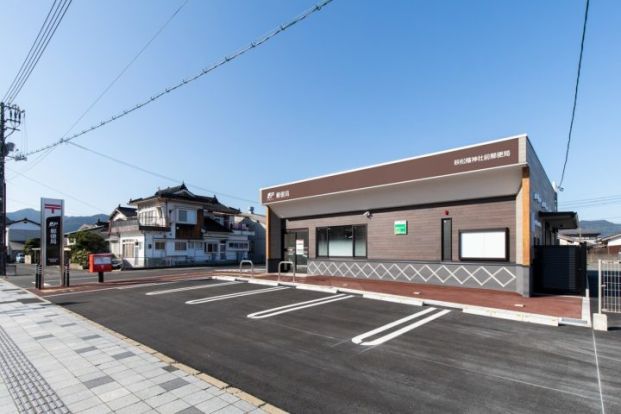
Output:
top-left (185, 286), bottom-right (290, 305)
top-left (145, 280), bottom-right (242, 295)
top-left (45, 281), bottom-right (621, 413)
top-left (139, 278), bottom-right (288, 303)
top-left (247, 293), bottom-right (354, 319)
top-left (352, 307), bottom-right (450, 346)
top-left (140, 279), bottom-right (475, 349)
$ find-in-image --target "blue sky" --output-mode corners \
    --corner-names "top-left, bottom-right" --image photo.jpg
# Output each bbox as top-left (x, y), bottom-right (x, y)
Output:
top-left (1, 0), bottom-right (619, 222)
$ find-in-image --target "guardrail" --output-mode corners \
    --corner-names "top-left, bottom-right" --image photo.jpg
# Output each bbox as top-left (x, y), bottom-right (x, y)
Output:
top-left (594, 259), bottom-right (621, 331)
top-left (278, 261), bottom-right (295, 282)
top-left (239, 260), bottom-right (254, 275)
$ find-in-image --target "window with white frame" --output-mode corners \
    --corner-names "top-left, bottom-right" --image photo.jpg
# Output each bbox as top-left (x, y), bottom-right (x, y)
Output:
top-left (205, 243), bottom-right (218, 253)
top-left (174, 241), bottom-right (187, 251)
top-left (188, 241), bottom-right (204, 250)
top-left (177, 209), bottom-right (196, 224)
top-left (154, 240), bottom-right (166, 250)
top-left (228, 241), bottom-right (249, 250)
top-left (138, 207), bottom-right (164, 226)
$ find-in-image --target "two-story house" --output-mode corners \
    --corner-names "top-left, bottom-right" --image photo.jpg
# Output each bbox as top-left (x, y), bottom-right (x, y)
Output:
top-left (108, 184), bottom-right (252, 268)
top-left (233, 207), bottom-right (266, 264)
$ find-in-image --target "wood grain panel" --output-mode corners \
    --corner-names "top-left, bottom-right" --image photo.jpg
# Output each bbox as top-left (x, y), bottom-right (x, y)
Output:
top-left (286, 198), bottom-right (516, 262)
top-left (522, 168), bottom-right (531, 265)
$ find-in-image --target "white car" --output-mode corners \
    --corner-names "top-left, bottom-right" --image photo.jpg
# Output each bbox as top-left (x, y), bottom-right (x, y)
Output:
top-left (15, 253), bottom-right (25, 263)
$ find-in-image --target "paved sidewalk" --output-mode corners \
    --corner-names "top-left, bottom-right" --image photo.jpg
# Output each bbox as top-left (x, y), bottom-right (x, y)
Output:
top-left (0, 279), bottom-right (277, 414)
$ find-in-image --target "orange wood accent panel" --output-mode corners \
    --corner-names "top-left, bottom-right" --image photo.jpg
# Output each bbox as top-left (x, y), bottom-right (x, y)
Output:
top-left (522, 167), bottom-right (531, 265)
top-left (266, 206), bottom-right (271, 259)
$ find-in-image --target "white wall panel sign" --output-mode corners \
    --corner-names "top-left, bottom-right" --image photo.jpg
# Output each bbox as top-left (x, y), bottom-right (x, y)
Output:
top-left (460, 230), bottom-right (507, 260)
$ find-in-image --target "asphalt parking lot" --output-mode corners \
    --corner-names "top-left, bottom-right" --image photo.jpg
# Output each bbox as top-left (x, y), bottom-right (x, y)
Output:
top-left (40, 277), bottom-right (620, 413)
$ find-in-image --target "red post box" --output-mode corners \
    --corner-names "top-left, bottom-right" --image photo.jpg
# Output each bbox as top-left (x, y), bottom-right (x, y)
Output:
top-left (89, 253), bottom-right (113, 282)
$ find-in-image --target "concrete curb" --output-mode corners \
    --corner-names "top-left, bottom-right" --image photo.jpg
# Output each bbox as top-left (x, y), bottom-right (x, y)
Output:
top-left (13, 278), bottom-right (290, 414)
top-left (296, 285), bottom-right (339, 294)
top-left (463, 306), bottom-right (559, 326)
top-left (219, 274), bottom-right (589, 328)
top-left (362, 292), bottom-right (424, 307)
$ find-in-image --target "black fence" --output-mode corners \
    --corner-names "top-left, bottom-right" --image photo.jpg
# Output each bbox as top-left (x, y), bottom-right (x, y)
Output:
top-left (533, 245), bottom-right (587, 295)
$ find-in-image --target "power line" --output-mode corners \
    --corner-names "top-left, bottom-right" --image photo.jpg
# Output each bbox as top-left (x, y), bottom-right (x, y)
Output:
top-left (561, 193), bottom-right (621, 205)
top-left (3, 0), bottom-right (73, 103)
top-left (561, 203), bottom-right (621, 211)
top-left (6, 0), bottom-right (187, 180)
top-left (6, 147), bottom-right (56, 182)
top-left (560, 193), bottom-right (621, 209)
top-left (558, 0), bottom-right (590, 189)
top-left (6, 165), bottom-right (108, 214)
top-left (5, 0), bottom-right (72, 103)
top-left (59, 0), bottom-right (189, 140)
top-left (2, 0), bottom-right (61, 102)
top-left (19, 0), bottom-right (334, 158)
top-left (68, 141), bottom-right (258, 205)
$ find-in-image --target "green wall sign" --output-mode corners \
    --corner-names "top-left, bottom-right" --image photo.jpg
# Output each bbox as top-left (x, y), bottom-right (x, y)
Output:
top-left (394, 220), bottom-right (407, 235)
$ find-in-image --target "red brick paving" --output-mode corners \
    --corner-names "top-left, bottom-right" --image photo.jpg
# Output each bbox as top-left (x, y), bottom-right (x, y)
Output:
top-left (251, 273), bottom-right (583, 319)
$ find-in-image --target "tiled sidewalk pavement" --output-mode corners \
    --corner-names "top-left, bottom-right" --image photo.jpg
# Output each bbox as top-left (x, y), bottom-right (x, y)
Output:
top-left (0, 279), bottom-right (280, 414)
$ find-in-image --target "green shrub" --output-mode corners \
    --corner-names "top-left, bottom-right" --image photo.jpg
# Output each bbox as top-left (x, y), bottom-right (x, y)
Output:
top-left (68, 231), bottom-right (109, 268)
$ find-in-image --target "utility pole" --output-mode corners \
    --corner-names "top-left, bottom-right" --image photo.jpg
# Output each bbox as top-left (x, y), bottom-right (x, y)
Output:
top-left (0, 102), bottom-right (26, 276)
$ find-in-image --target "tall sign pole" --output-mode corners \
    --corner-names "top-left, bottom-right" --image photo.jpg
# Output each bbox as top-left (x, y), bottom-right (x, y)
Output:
top-left (40, 198), bottom-right (64, 288)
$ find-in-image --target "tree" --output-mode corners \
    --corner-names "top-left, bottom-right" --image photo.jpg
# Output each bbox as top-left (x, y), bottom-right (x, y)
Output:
top-left (69, 231), bottom-right (109, 268)
top-left (23, 238), bottom-right (40, 257)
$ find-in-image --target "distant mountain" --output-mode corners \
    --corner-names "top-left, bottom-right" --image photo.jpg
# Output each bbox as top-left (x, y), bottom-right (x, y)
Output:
top-left (576, 220), bottom-right (621, 237)
top-left (7, 209), bottom-right (108, 233)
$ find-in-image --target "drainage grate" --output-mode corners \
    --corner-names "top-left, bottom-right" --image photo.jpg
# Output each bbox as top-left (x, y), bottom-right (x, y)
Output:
top-left (0, 326), bottom-right (69, 413)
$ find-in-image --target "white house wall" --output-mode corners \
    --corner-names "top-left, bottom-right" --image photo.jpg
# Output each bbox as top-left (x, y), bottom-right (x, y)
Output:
top-left (608, 237), bottom-right (621, 247)
top-left (7, 222), bottom-right (41, 244)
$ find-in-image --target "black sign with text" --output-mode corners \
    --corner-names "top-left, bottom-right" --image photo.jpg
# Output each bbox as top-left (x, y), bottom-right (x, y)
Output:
top-left (46, 216), bottom-right (61, 266)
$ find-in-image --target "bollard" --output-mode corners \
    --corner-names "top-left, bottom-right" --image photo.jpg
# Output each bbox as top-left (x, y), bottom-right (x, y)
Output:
top-left (35, 264), bottom-right (42, 289)
top-left (98, 271), bottom-right (104, 283)
top-left (64, 262), bottom-right (70, 287)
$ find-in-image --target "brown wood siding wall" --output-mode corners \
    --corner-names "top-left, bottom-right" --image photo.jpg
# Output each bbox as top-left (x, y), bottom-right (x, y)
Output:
top-left (268, 208), bottom-right (282, 259)
top-left (285, 198), bottom-right (516, 262)
top-left (175, 209), bottom-right (204, 240)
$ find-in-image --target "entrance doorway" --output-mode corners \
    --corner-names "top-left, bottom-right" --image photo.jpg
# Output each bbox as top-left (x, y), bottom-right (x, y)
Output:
top-left (283, 229), bottom-right (308, 273)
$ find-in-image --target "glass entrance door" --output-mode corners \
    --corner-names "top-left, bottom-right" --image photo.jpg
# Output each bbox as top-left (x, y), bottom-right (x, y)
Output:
top-left (283, 230), bottom-right (308, 273)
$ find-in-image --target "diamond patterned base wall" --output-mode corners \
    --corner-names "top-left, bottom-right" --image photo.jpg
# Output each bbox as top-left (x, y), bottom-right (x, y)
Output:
top-left (308, 259), bottom-right (520, 292)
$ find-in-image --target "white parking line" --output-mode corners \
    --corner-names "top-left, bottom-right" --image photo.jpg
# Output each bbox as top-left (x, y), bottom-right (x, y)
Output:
top-left (247, 294), bottom-right (354, 319)
top-left (146, 281), bottom-right (241, 296)
top-left (41, 281), bottom-right (177, 298)
top-left (186, 286), bottom-right (289, 305)
top-left (117, 282), bottom-right (177, 290)
top-left (352, 308), bottom-right (450, 346)
top-left (591, 330), bottom-right (606, 414)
